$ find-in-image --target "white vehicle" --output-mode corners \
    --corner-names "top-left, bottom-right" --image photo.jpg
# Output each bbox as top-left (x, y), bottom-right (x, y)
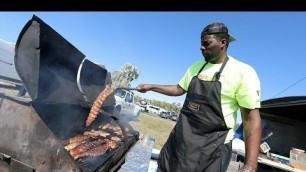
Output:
top-left (147, 105), bottom-right (160, 114)
top-left (114, 89), bottom-right (141, 119)
top-left (139, 99), bottom-right (150, 112)
top-left (0, 39), bottom-right (26, 96)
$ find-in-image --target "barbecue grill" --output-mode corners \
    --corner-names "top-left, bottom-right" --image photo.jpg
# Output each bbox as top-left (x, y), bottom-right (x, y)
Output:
top-left (0, 15), bottom-right (139, 172)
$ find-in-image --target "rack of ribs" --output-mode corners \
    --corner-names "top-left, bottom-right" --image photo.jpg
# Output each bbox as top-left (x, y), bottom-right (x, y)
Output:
top-left (62, 123), bottom-right (123, 160)
top-left (85, 86), bottom-right (115, 127)
top-left (100, 123), bottom-right (123, 135)
top-left (83, 130), bottom-right (110, 137)
top-left (73, 140), bottom-right (118, 160)
top-left (63, 135), bottom-right (92, 151)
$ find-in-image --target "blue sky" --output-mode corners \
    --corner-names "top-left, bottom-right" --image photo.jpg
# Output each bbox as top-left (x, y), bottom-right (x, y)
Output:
top-left (1, 12), bottom-right (305, 105)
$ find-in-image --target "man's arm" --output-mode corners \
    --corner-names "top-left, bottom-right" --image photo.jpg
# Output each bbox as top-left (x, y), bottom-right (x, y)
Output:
top-left (137, 84), bottom-right (186, 96)
top-left (240, 107), bottom-right (262, 172)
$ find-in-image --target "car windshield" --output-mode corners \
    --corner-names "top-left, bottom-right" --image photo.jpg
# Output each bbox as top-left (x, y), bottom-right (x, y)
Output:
top-left (140, 100), bottom-right (148, 105)
top-left (114, 89), bottom-right (126, 98)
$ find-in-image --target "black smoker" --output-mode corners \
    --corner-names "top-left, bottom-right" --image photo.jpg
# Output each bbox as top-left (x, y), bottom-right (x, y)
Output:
top-left (0, 15), bottom-right (139, 172)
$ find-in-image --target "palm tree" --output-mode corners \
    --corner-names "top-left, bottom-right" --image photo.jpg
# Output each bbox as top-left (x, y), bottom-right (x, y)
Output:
top-left (111, 63), bottom-right (140, 87)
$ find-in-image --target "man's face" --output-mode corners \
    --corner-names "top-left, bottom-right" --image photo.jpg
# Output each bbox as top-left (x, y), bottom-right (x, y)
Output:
top-left (200, 34), bottom-right (224, 63)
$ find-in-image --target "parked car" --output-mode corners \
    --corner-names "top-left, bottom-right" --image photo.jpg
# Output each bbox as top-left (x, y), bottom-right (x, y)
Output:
top-left (139, 99), bottom-right (150, 112)
top-left (146, 105), bottom-right (160, 114)
top-left (0, 39), bottom-right (26, 96)
top-left (160, 112), bottom-right (170, 119)
top-left (114, 89), bottom-right (141, 120)
top-left (170, 114), bottom-right (178, 121)
top-left (160, 111), bottom-right (175, 119)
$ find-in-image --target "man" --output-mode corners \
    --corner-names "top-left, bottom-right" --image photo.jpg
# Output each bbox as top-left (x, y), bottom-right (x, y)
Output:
top-left (137, 22), bottom-right (262, 172)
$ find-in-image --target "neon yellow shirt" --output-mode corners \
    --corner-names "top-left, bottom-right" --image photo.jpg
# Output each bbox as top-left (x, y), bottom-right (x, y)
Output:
top-left (179, 56), bottom-right (261, 142)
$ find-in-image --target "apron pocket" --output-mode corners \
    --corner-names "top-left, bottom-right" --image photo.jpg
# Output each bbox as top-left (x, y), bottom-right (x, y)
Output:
top-left (201, 131), bottom-right (227, 157)
top-left (173, 134), bottom-right (203, 163)
top-left (202, 142), bottom-right (223, 157)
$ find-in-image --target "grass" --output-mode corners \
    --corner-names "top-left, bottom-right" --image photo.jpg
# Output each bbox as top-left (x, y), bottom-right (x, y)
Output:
top-left (129, 112), bottom-right (176, 150)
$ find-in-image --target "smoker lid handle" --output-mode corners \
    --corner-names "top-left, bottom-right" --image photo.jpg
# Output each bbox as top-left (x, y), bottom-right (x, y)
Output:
top-left (77, 58), bottom-right (91, 106)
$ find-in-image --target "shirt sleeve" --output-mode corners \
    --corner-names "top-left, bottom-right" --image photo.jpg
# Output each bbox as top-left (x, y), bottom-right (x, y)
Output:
top-left (178, 61), bottom-right (203, 91)
top-left (178, 68), bottom-right (190, 91)
top-left (236, 65), bottom-right (261, 109)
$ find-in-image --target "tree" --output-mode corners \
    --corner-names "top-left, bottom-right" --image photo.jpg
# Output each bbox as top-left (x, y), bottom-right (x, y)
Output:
top-left (110, 63), bottom-right (182, 114)
top-left (134, 95), bottom-right (142, 103)
top-left (111, 63), bottom-right (140, 87)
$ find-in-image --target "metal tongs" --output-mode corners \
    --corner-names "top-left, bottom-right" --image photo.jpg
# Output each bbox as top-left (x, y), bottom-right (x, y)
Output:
top-left (111, 86), bottom-right (139, 91)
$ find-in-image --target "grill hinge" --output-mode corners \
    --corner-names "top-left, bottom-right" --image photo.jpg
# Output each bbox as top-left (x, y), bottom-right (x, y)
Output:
top-left (0, 152), bottom-right (36, 172)
top-left (0, 153), bottom-right (11, 165)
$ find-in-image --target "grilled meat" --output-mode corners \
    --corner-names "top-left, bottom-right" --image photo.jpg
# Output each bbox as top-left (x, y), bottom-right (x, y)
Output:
top-left (62, 134), bottom-right (91, 146)
top-left (63, 129), bottom-right (111, 151)
top-left (110, 136), bottom-right (122, 142)
top-left (107, 140), bottom-right (118, 149)
top-left (100, 123), bottom-right (114, 130)
top-left (127, 133), bottom-right (134, 137)
top-left (85, 86), bottom-right (115, 127)
top-left (100, 123), bottom-right (123, 136)
top-left (63, 129), bottom-right (121, 160)
top-left (70, 139), bottom-right (106, 158)
top-left (64, 141), bottom-right (86, 151)
top-left (114, 130), bottom-right (123, 135)
top-left (74, 140), bottom-right (118, 160)
top-left (83, 130), bottom-right (110, 137)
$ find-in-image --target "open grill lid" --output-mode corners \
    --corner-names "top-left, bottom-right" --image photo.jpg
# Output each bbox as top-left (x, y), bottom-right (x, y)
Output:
top-left (14, 15), bottom-right (108, 105)
top-left (13, 13), bottom-right (139, 134)
top-left (10, 15), bottom-right (139, 172)
top-left (13, 15), bottom-right (128, 138)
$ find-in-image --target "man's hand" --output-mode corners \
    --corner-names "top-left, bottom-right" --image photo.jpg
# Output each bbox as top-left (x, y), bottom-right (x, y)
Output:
top-left (137, 84), bottom-right (153, 93)
top-left (238, 164), bottom-right (256, 172)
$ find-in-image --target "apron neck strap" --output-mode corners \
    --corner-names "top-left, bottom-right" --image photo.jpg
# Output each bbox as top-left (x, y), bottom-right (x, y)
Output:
top-left (214, 56), bottom-right (229, 81)
top-left (197, 62), bottom-right (209, 75)
top-left (197, 56), bottom-right (229, 81)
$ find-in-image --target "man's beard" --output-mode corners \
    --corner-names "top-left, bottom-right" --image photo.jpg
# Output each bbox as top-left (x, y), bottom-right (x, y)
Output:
top-left (203, 53), bottom-right (220, 62)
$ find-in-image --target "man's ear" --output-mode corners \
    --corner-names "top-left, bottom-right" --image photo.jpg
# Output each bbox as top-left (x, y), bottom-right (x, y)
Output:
top-left (220, 39), bottom-right (227, 48)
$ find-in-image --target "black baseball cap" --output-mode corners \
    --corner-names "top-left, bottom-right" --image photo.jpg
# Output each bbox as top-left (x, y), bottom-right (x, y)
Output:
top-left (201, 22), bottom-right (236, 42)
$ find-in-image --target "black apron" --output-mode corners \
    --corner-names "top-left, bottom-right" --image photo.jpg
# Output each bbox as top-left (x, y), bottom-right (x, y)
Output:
top-left (158, 57), bottom-right (232, 172)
